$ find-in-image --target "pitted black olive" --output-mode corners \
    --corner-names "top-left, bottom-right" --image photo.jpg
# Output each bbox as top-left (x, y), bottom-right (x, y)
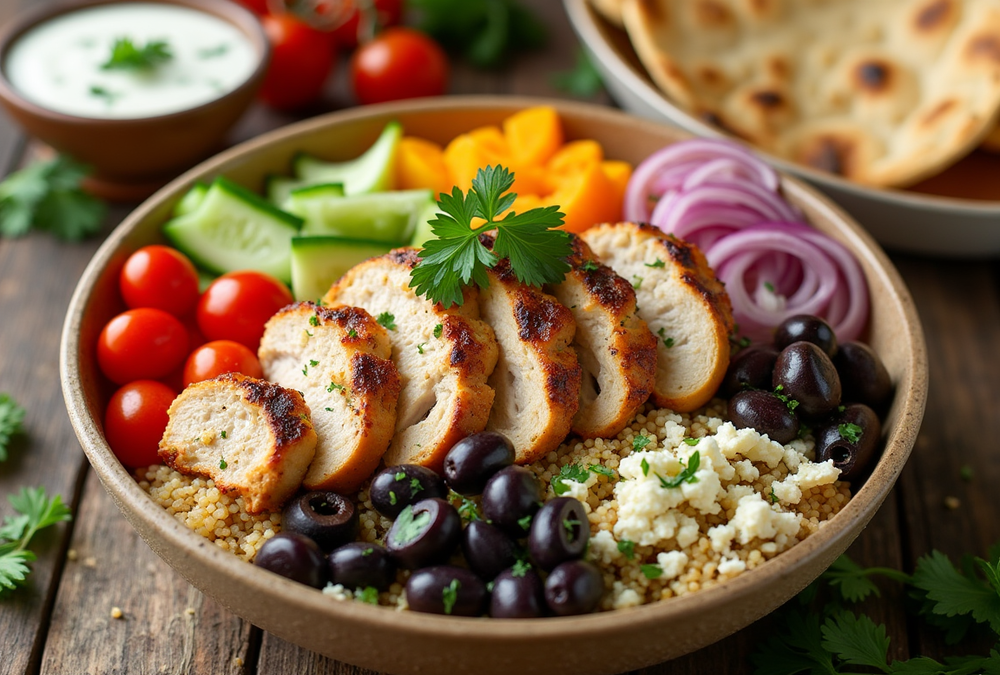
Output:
top-left (544, 560), bottom-right (603, 616)
top-left (443, 431), bottom-right (516, 496)
top-left (462, 520), bottom-right (518, 581)
top-left (728, 389), bottom-right (800, 444)
top-left (481, 466), bottom-right (542, 538)
top-left (254, 532), bottom-right (327, 589)
top-left (282, 491), bottom-right (358, 551)
top-left (490, 565), bottom-right (545, 618)
top-left (814, 403), bottom-right (881, 481)
top-left (405, 565), bottom-right (487, 616)
top-left (370, 464), bottom-right (447, 519)
top-left (720, 345), bottom-right (780, 398)
top-left (385, 498), bottom-right (461, 569)
top-left (833, 341), bottom-right (893, 412)
top-left (528, 497), bottom-right (589, 571)
top-left (328, 542), bottom-right (396, 591)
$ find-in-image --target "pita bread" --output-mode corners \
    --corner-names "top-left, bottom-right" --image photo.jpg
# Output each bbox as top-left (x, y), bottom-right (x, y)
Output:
top-left (589, 0), bottom-right (625, 27)
top-left (622, 0), bottom-right (1000, 187)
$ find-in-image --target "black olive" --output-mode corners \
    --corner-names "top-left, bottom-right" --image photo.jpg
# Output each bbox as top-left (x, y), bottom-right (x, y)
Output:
top-left (328, 542), bottom-right (396, 591)
top-left (481, 466), bottom-right (543, 538)
top-left (254, 532), bottom-right (328, 589)
top-left (370, 464), bottom-right (447, 520)
top-left (405, 566), bottom-right (487, 616)
top-left (462, 520), bottom-right (518, 581)
top-left (773, 341), bottom-right (841, 418)
top-left (727, 389), bottom-right (800, 444)
top-left (544, 560), bottom-right (603, 616)
top-left (443, 431), bottom-right (516, 496)
top-left (528, 497), bottom-right (589, 572)
top-left (385, 498), bottom-right (461, 569)
top-left (814, 403), bottom-right (881, 481)
top-left (720, 345), bottom-right (780, 398)
top-left (833, 341), bottom-right (893, 412)
top-left (281, 491), bottom-right (358, 551)
top-left (774, 314), bottom-right (838, 357)
top-left (490, 565), bottom-right (545, 618)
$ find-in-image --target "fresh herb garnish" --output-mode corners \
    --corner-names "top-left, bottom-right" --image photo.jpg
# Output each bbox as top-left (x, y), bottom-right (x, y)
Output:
top-left (88, 85), bottom-right (120, 104)
top-left (0, 156), bottom-right (105, 241)
top-left (838, 423), bottom-right (863, 444)
top-left (357, 586), bottom-right (379, 605)
top-left (551, 48), bottom-right (604, 98)
top-left (219, 430), bottom-right (227, 439)
top-left (394, 471), bottom-right (407, 481)
top-left (646, 259), bottom-right (666, 268)
top-left (552, 464), bottom-right (589, 496)
top-left (309, 315), bottom-right (320, 327)
top-left (763, 281), bottom-right (775, 293)
top-left (641, 564), bottom-right (663, 580)
top-left (347, 328), bottom-right (358, 338)
top-left (774, 384), bottom-right (800, 411)
top-left (391, 505), bottom-right (430, 544)
top-left (219, 457), bottom-right (227, 470)
top-left (102, 37), bottom-right (173, 71)
top-left (617, 539), bottom-right (635, 560)
top-left (633, 434), bottom-right (652, 452)
top-left (0, 394), bottom-right (25, 463)
top-left (563, 517), bottom-right (581, 537)
top-left (327, 382), bottom-right (345, 393)
top-left (389, 491), bottom-right (397, 506)
top-left (588, 464), bottom-right (615, 478)
top-left (664, 336), bottom-right (675, 348)
top-left (640, 457), bottom-right (650, 477)
top-left (632, 276), bottom-right (643, 290)
top-left (197, 43), bottom-right (229, 59)
top-left (769, 486), bottom-right (778, 504)
top-left (0, 487), bottom-right (72, 592)
top-left (310, 360), bottom-right (319, 367)
top-left (683, 437), bottom-right (699, 446)
top-left (518, 514), bottom-right (533, 531)
top-left (417, 342), bottom-right (427, 354)
top-left (376, 312), bottom-right (396, 330)
top-left (410, 478), bottom-right (423, 494)
top-left (450, 491), bottom-right (481, 522)
top-left (656, 451), bottom-right (700, 489)
top-left (580, 259), bottom-right (600, 272)
top-left (433, 324), bottom-right (443, 338)
top-left (408, 165), bottom-right (570, 309)
top-left (511, 559), bottom-right (531, 577)
top-left (442, 578), bottom-right (460, 615)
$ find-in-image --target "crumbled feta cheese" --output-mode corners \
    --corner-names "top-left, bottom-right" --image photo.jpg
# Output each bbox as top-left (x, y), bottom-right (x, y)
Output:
top-left (656, 550), bottom-right (689, 580)
top-left (561, 479), bottom-right (591, 509)
top-left (717, 556), bottom-right (746, 576)
top-left (713, 422), bottom-right (785, 467)
top-left (707, 523), bottom-right (736, 553)
top-left (734, 459), bottom-right (759, 482)
top-left (589, 529), bottom-right (620, 564)
top-left (322, 583), bottom-right (352, 601)
top-left (729, 494), bottom-right (800, 545)
top-left (611, 582), bottom-right (643, 609)
top-left (771, 459), bottom-right (840, 504)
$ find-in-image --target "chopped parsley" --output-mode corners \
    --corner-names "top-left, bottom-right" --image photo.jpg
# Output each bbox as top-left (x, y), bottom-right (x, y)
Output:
top-left (617, 539), bottom-right (635, 560)
top-left (357, 586), bottom-right (379, 605)
top-left (640, 564), bottom-right (663, 580)
top-left (664, 336), bottom-right (675, 348)
top-left (552, 464), bottom-right (589, 496)
top-left (563, 517), bottom-right (581, 537)
top-left (640, 457), bottom-right (650, 477)
top-left (656, 451), bottom-right (700, 489)
top-left (88, 85), bottom-right (120, 104)
top-left (395, 471), bottom-right (407, 481)
top-left (960, 464), bottom-right (974, 482)
top-left (310, 360), bottom-right (319, 367)
top-left (325, 407), bottom-right (334, 412)
top-left (769, 486), bottom-right (778, 504)
top-left (197, 43), bottom-right (229, 59)
top-left (683, 437), bottom-right (699, 446)
top-left (376, 312), bottom-right (397, 330)
top-left (633, 434), bottom-right (652, 452)
top-left (580, 260), bottom-right (600, 272)
top-left (441, 578), bottom-right (460, 615)
top-left (410, 478), bottom-right (423, 494)
top-left (101, 37), bottom-right (173, 71)
top-left (0, 486), bottom-right (72, 592)
top-left (0, 394), bottom-right (26, 463)
top-left (511, 559), bottom-right (531, 577)
top-left (347, 328), bottom-right (358, 338)
top-left (389, 491), bottom-right (397, 506)
top-left (632, 275), bottom-right (643, 290)
top-left (588, 464), bottom-right (615, 478)
top-left (518, 514), bottom-right (533, 531)
top-left (774, 384), bottom-right (800, 411)
top-left (391, 505), bottom-right (430, 545)
top-left (219, 457), bottom-right (227, 470)
top-left (327, 382), bottom-right (345, 393)
top-left (450, 491), bottom-right (481, 522)
top-left (361, 547), bottom-right (374, 557)
top-left (645, 259), bottom-right (666, 268)
top-left (417, 342), bottom-right (427, 354)
top-left (219, 430), bottom-right (227, 439)
top-left (838, 422), bottom-right (863, 444)
top-left (309, 315), bottom-right (320, 327)
top-left (433, 323), bottom-right (443, 338)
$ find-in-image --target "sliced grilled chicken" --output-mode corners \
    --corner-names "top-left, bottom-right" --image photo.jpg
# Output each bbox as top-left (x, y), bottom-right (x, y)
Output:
top-left (478, 233), bottom-right (582, 464)
top-left (258, 302), bottom-right (401, 493)
top-left (548, 235), bottom-right (657, 438)
top-left (323, 249), bottom-right (498, 471)
top-left (581, 222), bottom-right (734, 412)
top-left (158, 373), bottom-right (317, 514)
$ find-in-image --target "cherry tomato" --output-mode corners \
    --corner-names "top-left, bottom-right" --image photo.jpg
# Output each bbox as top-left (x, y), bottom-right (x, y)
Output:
top-left (329, 0), bottom-right (403, 50)
top-left (351, 27), bottom-right (448, 105)
top-left (196, 271), bottom-right (293, 351)
top-left (258, 13), bottom-right (335, 111)
top-left (183, 340), bottom-right (264, 387)
top-left (98, 308), bottom-right (189, 385)
top-left (104, 380), bottom-right (176, 468)
top-left (234, 0), bottom-right (271, 15)
top-left (119, 245), bottom-right (200, 317)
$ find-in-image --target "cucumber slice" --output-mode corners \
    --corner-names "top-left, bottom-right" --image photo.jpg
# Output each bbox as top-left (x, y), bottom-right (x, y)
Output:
top-left (265, 175), bottom-right (303, 205)
top-left (293, 188), bottom-right (434, 243)
top-left (410, 201), bottom-right (442, 249)
top-left (173, 181), bottom-right (209, 217)
top-left (163, 177), bottom-right (303, 284)
top-left (292, 121), bottom-right (402, 195)
top-left (290, 236), bottom-right (393, 301)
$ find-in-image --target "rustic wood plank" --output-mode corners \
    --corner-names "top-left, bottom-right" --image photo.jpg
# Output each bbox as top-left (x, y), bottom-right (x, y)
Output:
top-left (39, 471), bottom-right (257, 675)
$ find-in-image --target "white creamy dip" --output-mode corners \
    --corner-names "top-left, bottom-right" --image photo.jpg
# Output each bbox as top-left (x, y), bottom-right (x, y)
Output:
top-left (5, 3), bottom-right (258, 119)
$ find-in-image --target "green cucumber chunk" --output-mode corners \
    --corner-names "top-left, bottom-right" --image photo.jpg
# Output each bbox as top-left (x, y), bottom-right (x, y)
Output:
top-left (265, 175), bottom-right (304, 205)
top-left (292, 120), bottom-right (402, 195)
top-left (291, 188), bottom-right (434, 243)
top-left (290, 236), bottom-right (393, 301)
top-left (409, 201), bottom-right (442, 248)
top-left (163, 176), bottom-right (302, 284)
top-left (173, 181), bottom-right (209, 217)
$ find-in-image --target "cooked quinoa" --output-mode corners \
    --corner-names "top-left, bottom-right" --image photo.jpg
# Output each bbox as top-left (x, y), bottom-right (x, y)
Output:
top-left (138, 400), bottom-right (850, 611)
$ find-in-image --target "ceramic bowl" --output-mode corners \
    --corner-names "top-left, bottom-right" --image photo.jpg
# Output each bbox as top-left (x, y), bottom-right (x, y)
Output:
top-left (563, 0), bottom-right (1000, 258)
top-left (60, 96), bottom-right (927, 675)
top-left (0, 0), bottom-right (269, 201)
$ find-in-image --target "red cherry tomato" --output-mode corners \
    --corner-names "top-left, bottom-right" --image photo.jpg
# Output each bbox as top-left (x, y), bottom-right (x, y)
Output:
top-left (119, 245), bottom-right (200, 317)
top-left (183, 340), bottom-right (264, 387)
top-left (351, 27), bottom-right (448, 105)
top-left (329, 0), bottom-right (403, 50)
top-left (97, 308), bottom-right (189, 385)
top-left (104, 380), bottom-right (176, 468)
top-left (196, 271), bottom-right (293, 351)
top-left (235, 0), bottom-right (271, 15)
top-left (258, 13), bottom-right (335, 111)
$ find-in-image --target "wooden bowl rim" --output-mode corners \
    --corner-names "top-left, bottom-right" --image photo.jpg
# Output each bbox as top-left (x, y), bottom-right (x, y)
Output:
top-left (60, 95), bottom-right (928, 641)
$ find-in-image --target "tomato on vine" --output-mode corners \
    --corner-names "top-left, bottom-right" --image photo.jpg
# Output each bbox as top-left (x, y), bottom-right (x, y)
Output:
top-left (258, 13), bottom-right (335, 110)
top-left (351, 27), bottom-right (448, 105)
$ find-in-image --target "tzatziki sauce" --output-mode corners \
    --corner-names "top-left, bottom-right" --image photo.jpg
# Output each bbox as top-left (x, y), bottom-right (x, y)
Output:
top-left (4, 3), bottom-right (259, 119)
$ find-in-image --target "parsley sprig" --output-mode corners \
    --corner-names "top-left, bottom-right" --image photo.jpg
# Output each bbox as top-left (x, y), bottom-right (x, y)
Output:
top-left (409, 166), bottom-right (571, 309)
top-left (0, 394), bottom-right (25, 463)
top-left (0, 157), bottom-right (106, 241)
top-left (102, 37), bottom-right (173, 71)
top-left (753, 545), bottom-right (1000, 674)
top-left (0, 487), bottom-right (72, 592)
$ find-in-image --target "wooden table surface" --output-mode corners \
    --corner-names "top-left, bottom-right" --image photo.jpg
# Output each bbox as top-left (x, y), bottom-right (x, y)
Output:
top-left (0, 1), bottom-right (997, 673)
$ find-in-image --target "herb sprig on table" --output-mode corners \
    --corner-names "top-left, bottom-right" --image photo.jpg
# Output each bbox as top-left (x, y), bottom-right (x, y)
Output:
top-left (0, 156), bottom-right (106, 241)
top-left (752, 545), bottom-right (1000, 674)
top-left (0, 394), bottom-right (25, 463)
top-left (0, 487), bottom-right (73, 592)
top-left (102, 37), bottom-right (173, 71)
top-left (409, 165), bottom-right (571, 309)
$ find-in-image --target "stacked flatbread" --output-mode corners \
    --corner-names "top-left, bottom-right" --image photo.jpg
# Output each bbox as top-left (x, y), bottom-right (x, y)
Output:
top-left (599, 0), bottom-right (1000, 186)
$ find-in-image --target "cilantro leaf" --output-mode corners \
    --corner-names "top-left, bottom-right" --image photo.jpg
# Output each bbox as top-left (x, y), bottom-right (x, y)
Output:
top-left (102, 37), bottom-right (173, 71)
top-left (822, 555), bottom-right (883, 603)
top-left (633, 434), bottom-right (652, 452)
top-left (588, 464), bottom-right (615, 478)
top-left (0, 544), bottom-right (35, 591)
top-left (0, 486), bottom-right (72, 593)
top-left (449, 491), bottom-right (481, 522)
top-left (376, 312), bottom-right (397, 331)
top-left (617, 539), bottom-right (635, 560)
top-left (656, 451), bottom-right (700, 489)
top-left (552, 464), bottom-right (589, 496)
top-left (551, 49), bottom-right (604, 98)
top-left (357, 586), bottom-right (379, 605)
top-left (409, 166), bottom-right (570, 308)
top-left (0, 393), bottom-right (25, 463)
top-left (820, 611), bottom-right (891, 672)
top-left (0, 157), bottom-right (105, 241)
top-left (751, 609), bottom-right (836, 675)
top-left (839, 423), bottom-right (863, 444)
top-left (511, 559), bottom-right (531, 577)
top-left (912, 550), bottom-right (1000, 635)
top-left (640, 564), bottom-right (662, 580)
